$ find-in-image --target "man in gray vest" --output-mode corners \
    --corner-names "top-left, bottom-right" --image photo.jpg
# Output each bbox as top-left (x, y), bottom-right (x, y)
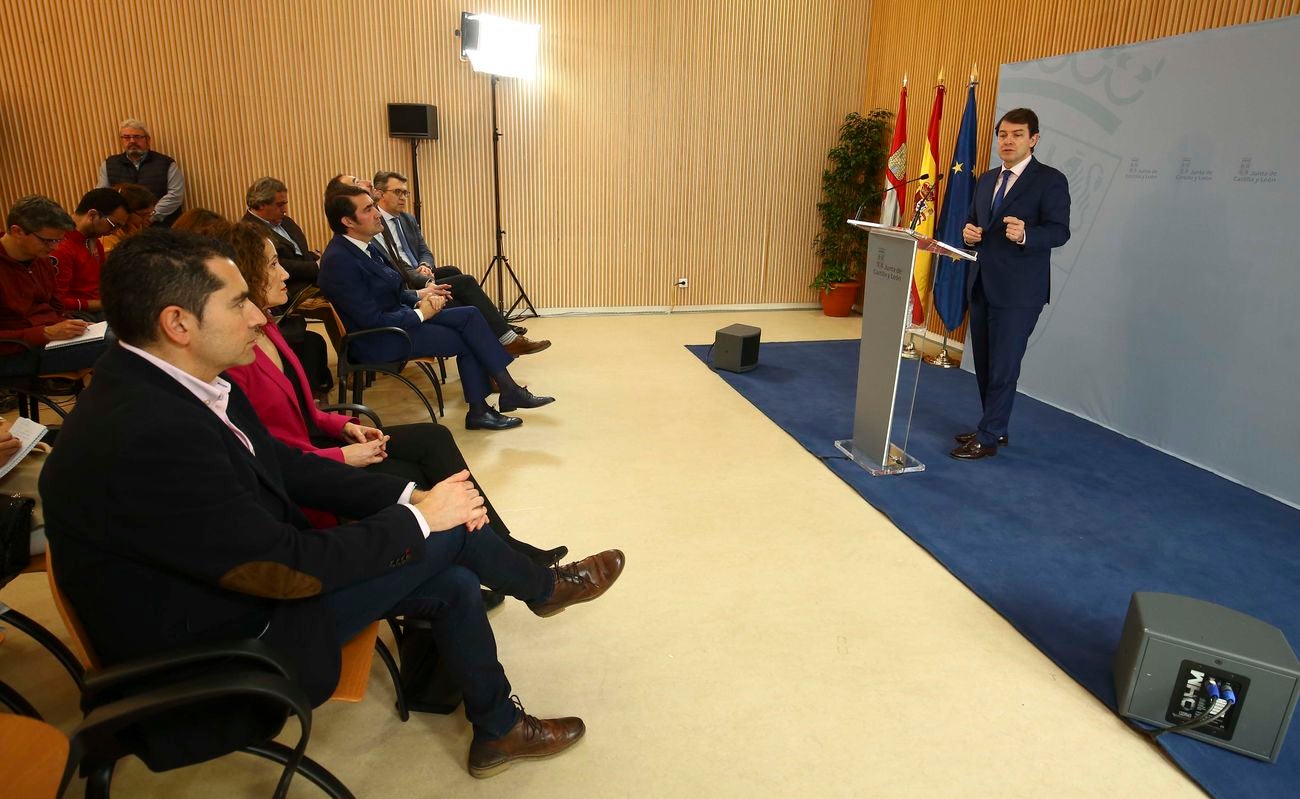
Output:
top-left (97, 118), bottom-right (186, 227)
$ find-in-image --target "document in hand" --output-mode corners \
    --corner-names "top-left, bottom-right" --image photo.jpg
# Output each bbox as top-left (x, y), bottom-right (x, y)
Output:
top-left (0, 417), bottom-right (48, 480)
top-left (43, 320), bottom-right (108, 350)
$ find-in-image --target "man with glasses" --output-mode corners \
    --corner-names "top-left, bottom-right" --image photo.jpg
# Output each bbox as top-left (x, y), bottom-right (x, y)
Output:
top-left (51, 188), bottom-right (129, 320)
top-left (0, 196), bottom-right (108, 378)
top-left (372, 171), bottom-right (549, 355)
top-left (96, 118), bottom-right (186, 227)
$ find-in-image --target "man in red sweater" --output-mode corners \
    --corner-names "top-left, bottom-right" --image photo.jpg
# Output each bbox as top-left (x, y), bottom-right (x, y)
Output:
top-left (1, 196), bottom-right (106, 378)
top-left (52, 188), bottom-right (128, 319)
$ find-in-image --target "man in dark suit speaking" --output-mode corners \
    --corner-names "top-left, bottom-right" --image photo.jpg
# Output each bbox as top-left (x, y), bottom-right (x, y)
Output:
top-left (40, 229), bottom-right (624, 777)
top-left (952, 108), bottom-right (1071, 460)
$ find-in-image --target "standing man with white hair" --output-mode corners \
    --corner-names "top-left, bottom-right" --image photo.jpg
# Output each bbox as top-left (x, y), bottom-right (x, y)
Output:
top-left (96, 118), bottom-right (186, 227)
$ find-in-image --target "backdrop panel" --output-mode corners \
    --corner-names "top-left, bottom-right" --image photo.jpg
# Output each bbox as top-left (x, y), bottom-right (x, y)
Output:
top-left (987, 16), bottom-right (1300, 507)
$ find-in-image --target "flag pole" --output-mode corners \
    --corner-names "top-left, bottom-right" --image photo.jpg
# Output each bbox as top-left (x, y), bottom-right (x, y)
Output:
top-left (925, 67), bottom-right (976, 369)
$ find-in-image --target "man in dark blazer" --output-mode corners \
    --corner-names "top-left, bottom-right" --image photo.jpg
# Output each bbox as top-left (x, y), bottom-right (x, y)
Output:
top-left (952, 108), bottom-right (1071, 460)
top-left (317, 185), bottom-right (555, 431)
top-left (243, 176), bottom-right (319, 301)
top-left (40, 229), bottom-right (625, 777)
top-left (371, 170), bottom-right (549, 355)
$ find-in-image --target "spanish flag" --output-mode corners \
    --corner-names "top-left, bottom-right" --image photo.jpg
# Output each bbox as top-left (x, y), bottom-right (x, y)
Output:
top-left (909, 81), bottom-right (945, 326)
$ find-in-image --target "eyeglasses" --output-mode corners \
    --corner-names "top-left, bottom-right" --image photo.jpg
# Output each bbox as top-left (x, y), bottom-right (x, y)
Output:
top-left (24, 229), bottom-right (64, 246)
top-left (101, 215), bottom-right (121, 231)
top-left (384, 188), bottom-right (410, 198)
top-left (120, 134), bottom-right (149, 142)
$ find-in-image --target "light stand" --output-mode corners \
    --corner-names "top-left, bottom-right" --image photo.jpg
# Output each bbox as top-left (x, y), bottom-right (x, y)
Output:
top-left (408, 139), bottom-right (424, 227)
top-left (480, 75), bottom-right (537, 319)
top-left (459, 11), bottom-right (541, 321)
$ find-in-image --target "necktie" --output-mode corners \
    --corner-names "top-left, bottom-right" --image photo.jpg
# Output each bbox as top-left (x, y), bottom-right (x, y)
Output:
top-left (991, 169), bottom-right (1012, 215)
top-left (367, 242), bottom-right (397, 272)
top-left (384, 217), bottom-right (414, 267)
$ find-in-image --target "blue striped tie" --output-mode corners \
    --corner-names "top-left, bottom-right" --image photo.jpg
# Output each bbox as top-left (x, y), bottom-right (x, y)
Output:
top-left (991, 169), bottom-right (1012, 215)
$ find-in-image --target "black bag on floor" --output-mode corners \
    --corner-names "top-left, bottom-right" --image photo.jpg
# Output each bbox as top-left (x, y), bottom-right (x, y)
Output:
top-left (396, 619), bottom-right (463, 714)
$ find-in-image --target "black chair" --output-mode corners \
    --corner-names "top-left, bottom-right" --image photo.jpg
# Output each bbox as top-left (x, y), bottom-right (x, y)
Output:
top-left (65, 639), bottom-right (353, 798)
top-left (316, 302), bottom-right (445, 421)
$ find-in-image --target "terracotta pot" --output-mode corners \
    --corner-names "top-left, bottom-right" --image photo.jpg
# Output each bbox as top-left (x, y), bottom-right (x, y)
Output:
top-left (819, 281), bottom-right (861, 317)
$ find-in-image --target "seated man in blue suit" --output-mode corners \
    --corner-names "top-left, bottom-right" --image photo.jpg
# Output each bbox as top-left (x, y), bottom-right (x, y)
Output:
top-left (371, 170), bottom-right (550, 356)
top-left (953, 107), bottom-right (1071, 460)
top-left (317, 184), bottom-right (553, 431)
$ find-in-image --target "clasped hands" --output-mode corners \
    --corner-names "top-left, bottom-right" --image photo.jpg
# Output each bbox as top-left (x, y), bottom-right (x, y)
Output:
top-left (963, 217), bottom-right (1025, 246)
top-left (409, 470), bottom-right (489, 533)
top-left (416, 283), bottom-right (453, 319)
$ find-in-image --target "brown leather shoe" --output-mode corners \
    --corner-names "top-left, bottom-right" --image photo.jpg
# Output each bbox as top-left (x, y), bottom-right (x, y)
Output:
top-left (950, 438), bottom-right (998, 460)
top-left (468, 698), bottom-right (585, 778)
top-left (528, 549), bottom-right (626, 618)
top-left (504, 335), bottom-right (552, 356)
top-left (955, 431), bottom-right (1008, 446)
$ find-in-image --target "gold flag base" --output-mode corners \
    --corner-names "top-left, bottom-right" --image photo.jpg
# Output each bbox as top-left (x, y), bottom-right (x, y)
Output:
top-left (924, 347), bottom-right (959, 368)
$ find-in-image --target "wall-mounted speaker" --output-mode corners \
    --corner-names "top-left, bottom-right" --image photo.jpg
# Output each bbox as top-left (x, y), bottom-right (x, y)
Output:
top-left (387, 104), bottom-right (439, 140)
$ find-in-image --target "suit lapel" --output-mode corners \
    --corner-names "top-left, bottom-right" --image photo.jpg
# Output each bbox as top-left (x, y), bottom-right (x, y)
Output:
top-left (997, 158), bottom-right (1040, 216)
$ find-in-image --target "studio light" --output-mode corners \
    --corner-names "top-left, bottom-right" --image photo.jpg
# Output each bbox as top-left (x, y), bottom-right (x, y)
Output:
top-left (459, 13), bottom-right (540, 80)
top-left (457, 11), bottom-right (542, 319)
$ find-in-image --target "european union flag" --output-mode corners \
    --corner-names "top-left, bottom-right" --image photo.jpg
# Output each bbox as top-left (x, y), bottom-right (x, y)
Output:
top-left (933, 82), bottom-right (979, 331)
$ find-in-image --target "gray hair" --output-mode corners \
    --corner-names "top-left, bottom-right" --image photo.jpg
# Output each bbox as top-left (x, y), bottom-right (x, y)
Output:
top-left (372, 171), bottom-right (407, 190)
top-left (6, 195), bottom-right (74, 232)
top-left (119, 118), bottom-right (151, 136)
top-left (246, 176), bottom-right (289, 209)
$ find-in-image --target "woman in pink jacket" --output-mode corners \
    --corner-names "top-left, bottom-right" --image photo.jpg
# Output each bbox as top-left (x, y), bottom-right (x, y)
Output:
top-left (221, 221), bottom-right (563, 567)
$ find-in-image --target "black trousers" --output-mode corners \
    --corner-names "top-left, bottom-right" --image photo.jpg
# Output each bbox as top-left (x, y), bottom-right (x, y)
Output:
top-left (365, 423), bottom-right (515, 540)
top-left (439, 273), bottom-right (510, 340)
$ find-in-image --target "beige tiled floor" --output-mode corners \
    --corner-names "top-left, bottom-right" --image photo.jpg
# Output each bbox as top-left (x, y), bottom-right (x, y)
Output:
top-left (0, 309), bottom-right (1204, 797)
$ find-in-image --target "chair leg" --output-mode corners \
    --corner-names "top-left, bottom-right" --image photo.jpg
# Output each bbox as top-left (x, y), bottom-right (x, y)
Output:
top-left (84, 762), bottom-right (115, 799)
top-left (243, 742), bottom-right (356, 799)
top-left (373, 638), bottom-right (409, 722)
top-left (385, 616), bottom-right (405, 646)
top-left (438, 357), bottom-right (447, 381)
top-left (414, 362), bottom-right (445, 418)
top-left (0, 677), bottom-right (42, 718)
top-left (0, 605), bottom-right (85, 686)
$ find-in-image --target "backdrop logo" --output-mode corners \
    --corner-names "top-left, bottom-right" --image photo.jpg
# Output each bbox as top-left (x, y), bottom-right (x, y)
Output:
top-left (1233, 156), bottom-right (1278, 184)
top-left (1177, 158), bottom-right (1213, 182)
top-left (1126, 157), bottom-right (1158, 180)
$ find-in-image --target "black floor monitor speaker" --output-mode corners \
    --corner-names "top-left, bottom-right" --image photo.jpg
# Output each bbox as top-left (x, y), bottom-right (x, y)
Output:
top-left (387, 103), bottom-right (439, 139)
top-left (712, 324), bottom-right (760, 373)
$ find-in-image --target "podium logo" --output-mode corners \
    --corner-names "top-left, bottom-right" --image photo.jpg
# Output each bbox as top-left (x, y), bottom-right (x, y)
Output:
top-left (1125, 157), bottom-right (1158, 180)
top-left (1233, 155), bottom-right (1278, 184)
top-left (1176, 158), bottom-right (1212, 182)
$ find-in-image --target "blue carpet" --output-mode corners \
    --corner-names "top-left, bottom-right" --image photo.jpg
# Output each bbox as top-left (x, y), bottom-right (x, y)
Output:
top-left (687, 339), bottom-right (1299, 799)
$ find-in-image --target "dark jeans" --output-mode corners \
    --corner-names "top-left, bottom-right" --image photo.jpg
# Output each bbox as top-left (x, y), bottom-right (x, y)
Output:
top-left (322, 523), bottom-right (552, 737)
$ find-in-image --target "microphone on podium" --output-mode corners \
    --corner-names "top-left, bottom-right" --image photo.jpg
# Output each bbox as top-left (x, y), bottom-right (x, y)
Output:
top-left (854, 173), bottom-right (930, 221)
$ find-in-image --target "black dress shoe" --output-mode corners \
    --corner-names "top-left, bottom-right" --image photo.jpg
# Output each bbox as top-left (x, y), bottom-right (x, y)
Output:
top-left (498, 387), bottom-right (555, 412)
top-left (950, 438), bottom-right (997, 460)
top-left (465, 407), bottom-right (524, 430)
top-left (509, 324), bottom-right (529, 336)
top-left (955, 430), bottom-right (1008, 446)
top-left (481, 589), bottom-right (506, 610)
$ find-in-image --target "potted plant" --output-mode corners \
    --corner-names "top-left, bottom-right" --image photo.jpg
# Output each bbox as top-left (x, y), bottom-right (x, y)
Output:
top-left (811, 109), bottom-right (892, 316)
